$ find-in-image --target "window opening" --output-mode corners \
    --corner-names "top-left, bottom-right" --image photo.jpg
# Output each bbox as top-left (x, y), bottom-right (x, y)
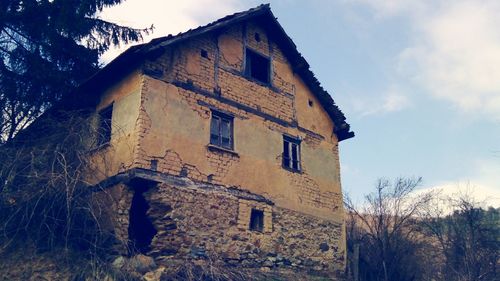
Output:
top-left (249, 209), bottom-right (264, 232)
top-left (97, 104), bottom-right (113, 146)
top-left (200, 49), bottom-right (208, 58)
top-left (245, 49), bottom-right (270, 84)
top-left (308, 99), bottom-right (314, 107)
top-left (210, 111), bottom-right (234, 150)
top-left (254, 32), bottom-right (261, 42)
top-left (283, 136), bottom-right (301, 171)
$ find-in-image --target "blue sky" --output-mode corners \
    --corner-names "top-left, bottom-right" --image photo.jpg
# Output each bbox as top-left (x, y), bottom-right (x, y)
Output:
top-left (101, 0), bottom-right (500, 206)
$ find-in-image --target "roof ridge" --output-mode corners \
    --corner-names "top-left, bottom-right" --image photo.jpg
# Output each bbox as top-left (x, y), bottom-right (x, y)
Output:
top-left (142, 4), bottom-right (271, 53)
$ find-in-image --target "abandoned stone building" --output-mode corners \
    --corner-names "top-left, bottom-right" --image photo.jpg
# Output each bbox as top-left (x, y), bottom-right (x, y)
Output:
top-left (75, 4), bottom-right (354, 276)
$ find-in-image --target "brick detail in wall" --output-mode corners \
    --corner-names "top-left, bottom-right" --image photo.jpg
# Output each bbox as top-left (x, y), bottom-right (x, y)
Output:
top-left (205, 148), bottom-right (239, 184)
top-left (303, 131), bottom-right (323, 148)
top-left (142, 22), bottom-right (297, 124)
top-left (136, 76), bottom-right (342, 213)
top-left (218, 68), bottom-right (294, 122)
top-left (245, 22), bottom-right (270, 57)
top-left (270, 42), bottom-right (288, 64)
top-left (132, 77), bottom-right (154, 169)
top-left (131, 78), bottom-right (212, 183)
top-left (145, 149), bottom-right (210, 183)
top-left (271, 147), bottom-right (342, 213)
top-left (218, 25), bottom-right (243, 70)
top-left (171, 37), bottom-right (217, 93)
top-left (287, 171), bottom-right (342, 213)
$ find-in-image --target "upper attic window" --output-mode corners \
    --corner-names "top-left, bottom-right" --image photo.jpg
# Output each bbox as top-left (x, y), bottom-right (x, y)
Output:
top-left (245, 48), bottom-right (270, 84)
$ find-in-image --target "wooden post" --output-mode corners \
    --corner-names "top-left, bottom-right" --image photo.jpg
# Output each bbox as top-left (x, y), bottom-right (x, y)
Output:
top-left (353, 244), bottom-right (360, 281)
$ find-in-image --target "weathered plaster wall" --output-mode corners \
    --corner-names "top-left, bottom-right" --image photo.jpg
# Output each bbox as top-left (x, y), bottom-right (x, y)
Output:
top-left (135, 19), bottom-right (344, 222)
top-left (89, 70), bottom-right (144, 183)
top-left (133, 75), bottom-right (343, 221)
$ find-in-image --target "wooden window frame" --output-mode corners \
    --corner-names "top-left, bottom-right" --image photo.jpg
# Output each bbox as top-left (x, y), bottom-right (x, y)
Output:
top-left (210, 110), bottom-right (234, 150)
top-left (249, 208), bottom-right (264, 232)
top-left (282, 135), bottom-right (301, 172)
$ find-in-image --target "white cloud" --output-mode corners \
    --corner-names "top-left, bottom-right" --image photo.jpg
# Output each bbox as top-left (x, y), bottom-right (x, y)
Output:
top-left (414, 182), bottom-right (500, 215)
top-left (352, 0), bottom-right (425, 18)
top-left (358, 0), bottom-right (500, 121)
top-left (351, 86), bottom-right (411, 117)
top-left (382, 91), bottom-right (410, 112)
top-left (98, 0), bottom-right (244, 63)
top-left (416, 158), bottom-right (500, 211)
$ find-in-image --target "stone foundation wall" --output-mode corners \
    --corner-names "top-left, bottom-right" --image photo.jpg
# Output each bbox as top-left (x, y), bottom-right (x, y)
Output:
top-left (122, 180), bottom-right (346, 275)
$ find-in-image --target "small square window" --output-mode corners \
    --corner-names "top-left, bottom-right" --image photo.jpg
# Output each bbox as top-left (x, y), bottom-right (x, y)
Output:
top-left (283, 135), bottom-right (301, 171)
top-left (245, 49), bottom-right (270, 84)
top-left (254, 32), bottom-right (261, 42)
top-left (200, 49), bottom-right (208, 58)
top-left (210, 111), bottom-right (234, 150)
top-left (249, 209), bottom-right (264, 232)
top-left (97, 104), bottom-right (113, 146)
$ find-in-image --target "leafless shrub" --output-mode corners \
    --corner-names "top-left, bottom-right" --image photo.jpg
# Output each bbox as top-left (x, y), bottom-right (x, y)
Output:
top-left (345, 177), bottom-right (435, 281)
top-left (421, 188), bottom-right (499, 281)
top-left (0, 109), bottom-right (122, 276)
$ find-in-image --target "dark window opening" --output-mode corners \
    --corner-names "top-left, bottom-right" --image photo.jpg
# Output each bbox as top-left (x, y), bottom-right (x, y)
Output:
top-left (128, 189), bottom-right (157, 254)
top-left (283, 136), bottom-right (301, 171)
top-left (210, 111), bottom-right (234, 150)
top-left (97, 104), bottom-right (113, 146)
top-left (200, 49), bottom-right (208, 58)
top-left (254, 32), bottom-right (261, 42)
top-left (249, 209), bottom-right (264, 232)
top-left (245, 49), bottom-right (270, 84)
top-left (308, 99), bottom-right (314, 107)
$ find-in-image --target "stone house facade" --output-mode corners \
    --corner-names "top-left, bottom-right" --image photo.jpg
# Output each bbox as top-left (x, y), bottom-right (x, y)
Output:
top-left (74, 4), bottom-right (353, 277)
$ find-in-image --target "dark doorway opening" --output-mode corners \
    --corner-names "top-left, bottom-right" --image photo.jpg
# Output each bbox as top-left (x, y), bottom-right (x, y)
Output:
top-left (128, 186), bottom-right (157, 254)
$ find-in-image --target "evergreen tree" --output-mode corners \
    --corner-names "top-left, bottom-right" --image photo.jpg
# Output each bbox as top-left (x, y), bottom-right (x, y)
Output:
top-left (0, 0), bottom-right (151, 142)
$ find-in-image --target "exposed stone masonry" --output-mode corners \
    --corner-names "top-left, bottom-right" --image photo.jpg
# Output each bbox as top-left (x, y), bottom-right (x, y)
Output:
top-left (135, 180), bottom-right (345, 275)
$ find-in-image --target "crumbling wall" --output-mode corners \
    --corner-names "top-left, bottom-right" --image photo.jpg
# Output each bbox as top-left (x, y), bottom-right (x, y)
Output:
top-left (133, 73), bottom-right (343, 221)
